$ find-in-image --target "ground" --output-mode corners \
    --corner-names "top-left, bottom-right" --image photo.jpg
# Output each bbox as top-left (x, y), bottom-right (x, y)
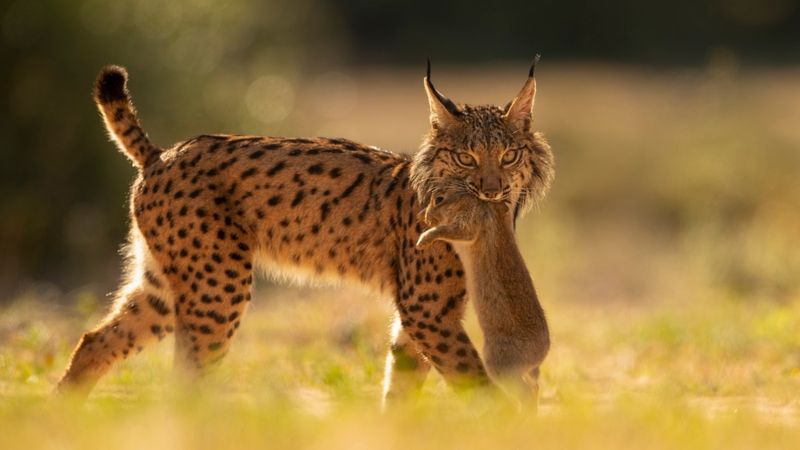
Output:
top-left (1, 281), bottom-right (798, 449)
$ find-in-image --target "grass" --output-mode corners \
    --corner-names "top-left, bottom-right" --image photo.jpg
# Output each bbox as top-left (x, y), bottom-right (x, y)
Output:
top-left (2, 65), bottom-right (800, 448)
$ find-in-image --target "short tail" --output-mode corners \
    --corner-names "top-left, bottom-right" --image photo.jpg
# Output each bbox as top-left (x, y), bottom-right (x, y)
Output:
top-left (94, 65), bottom-right (162, 168)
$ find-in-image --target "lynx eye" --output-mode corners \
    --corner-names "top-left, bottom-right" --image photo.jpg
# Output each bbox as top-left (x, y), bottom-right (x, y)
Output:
top-left (454, 152), bottom-right (477, 168)
top-left (501, 149), bottom-right (521, 166)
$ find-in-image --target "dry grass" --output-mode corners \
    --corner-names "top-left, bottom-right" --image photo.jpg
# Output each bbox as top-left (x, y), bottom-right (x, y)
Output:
top-left (1, 286), bottom-right (799, 449)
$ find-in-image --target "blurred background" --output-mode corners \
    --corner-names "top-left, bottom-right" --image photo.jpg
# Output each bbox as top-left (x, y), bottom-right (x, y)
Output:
top-left (1, 0), bottom-right (799, 307)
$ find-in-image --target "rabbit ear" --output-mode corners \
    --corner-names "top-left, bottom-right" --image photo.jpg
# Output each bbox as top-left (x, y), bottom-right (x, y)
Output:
top-left (504, 55), bottom-right (540, 132)
top-left (424, 58), bottom-right (461, 129)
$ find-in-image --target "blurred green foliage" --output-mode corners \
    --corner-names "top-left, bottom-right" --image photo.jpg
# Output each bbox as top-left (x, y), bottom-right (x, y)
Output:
top-left (0, 0), bottom-right (342, 292)
top-left (1, 0), bottom-right (799, 300)
top-left (339, 0), bottom-right (800, 64)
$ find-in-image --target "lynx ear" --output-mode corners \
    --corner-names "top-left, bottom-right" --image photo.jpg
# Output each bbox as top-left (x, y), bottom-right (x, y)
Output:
top-left (424, 59), bottom-right (461, 128)
top-left (504, 55), bottom-right (540, 132)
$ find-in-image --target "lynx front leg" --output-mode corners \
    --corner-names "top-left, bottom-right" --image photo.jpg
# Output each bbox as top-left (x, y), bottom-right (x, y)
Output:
top-left (396, 300), bottom-right (489, 391)
top-left (382, 313), bottom-right (432, 408)
top-left (394, 254), bottom-right (491, 392)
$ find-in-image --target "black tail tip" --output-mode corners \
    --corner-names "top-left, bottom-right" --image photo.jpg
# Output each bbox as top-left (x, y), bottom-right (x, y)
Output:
top-left (94, 65), bottom-right (128, 104)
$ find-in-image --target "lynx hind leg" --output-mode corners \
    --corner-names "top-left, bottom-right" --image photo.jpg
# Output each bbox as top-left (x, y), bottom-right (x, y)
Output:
top-left (169, 237), bottom-right (254, 375)
top-left (382, 313), bottom-right (432, 409)
top-left (57, 238), bottom-right (175, 396)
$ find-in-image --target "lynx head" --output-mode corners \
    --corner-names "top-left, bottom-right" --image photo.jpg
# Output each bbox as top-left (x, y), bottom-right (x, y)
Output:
top-left (410, 57), bottom-right (554, 220)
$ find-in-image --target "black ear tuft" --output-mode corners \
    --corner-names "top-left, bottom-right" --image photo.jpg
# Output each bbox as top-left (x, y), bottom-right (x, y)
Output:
top-left (425, 58), bottom-right (461, 117)
top-left (528, 54), bottom-right (542, 78)
top-left (94, 65), bottom-right (129, 104)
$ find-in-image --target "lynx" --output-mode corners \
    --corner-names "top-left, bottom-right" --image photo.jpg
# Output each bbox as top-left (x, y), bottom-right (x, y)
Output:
top-left (57, 60), bottom-right (554, 406)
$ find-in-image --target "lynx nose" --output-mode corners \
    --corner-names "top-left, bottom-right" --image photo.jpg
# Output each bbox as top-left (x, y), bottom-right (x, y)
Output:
top-left (480, 189), bottom-right (503, 201)
top-left (480, 180), bottom-right (503, 201)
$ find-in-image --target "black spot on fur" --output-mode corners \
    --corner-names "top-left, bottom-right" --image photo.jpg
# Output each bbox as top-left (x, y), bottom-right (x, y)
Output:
top-left (320, 202), bottom-right (331, 221)
top-left (266, 161), bottom-right (287, 177)
top-left (291, 190), bottom-right (305, 207)
top-left (339, 174), bottom-right (365, 199)
top-left (240, 167), bottom-right (257, 179)
top-left (352, 154), bottom-right (373, 165)
top-left (147, 295), bottom-right (171, 316)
